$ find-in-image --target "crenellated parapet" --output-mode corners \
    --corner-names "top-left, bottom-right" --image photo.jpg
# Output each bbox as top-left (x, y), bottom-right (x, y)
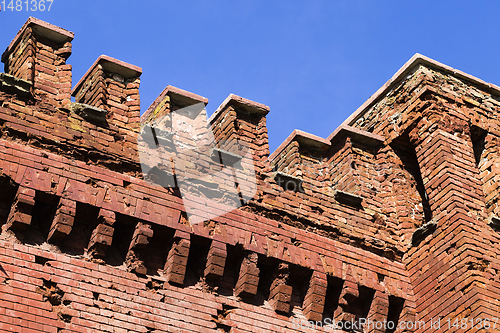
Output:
top-left (4, 17), bottom-right (500, 333)
top-left (0, 20), bottom-right (417, 333)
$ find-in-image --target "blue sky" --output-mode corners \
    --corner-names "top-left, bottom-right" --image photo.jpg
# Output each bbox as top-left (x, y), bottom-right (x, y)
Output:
top-left (1, 1), bottom-right (500, 153)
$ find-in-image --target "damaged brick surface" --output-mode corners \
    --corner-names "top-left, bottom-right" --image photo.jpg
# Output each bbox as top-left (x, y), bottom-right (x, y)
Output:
top-left (0, 19), bottom-right (498, 333)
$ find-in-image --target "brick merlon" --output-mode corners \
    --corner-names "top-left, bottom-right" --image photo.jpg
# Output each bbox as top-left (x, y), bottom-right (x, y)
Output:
top-left (269, 129), bottom-right (330, 162)
top-left (1, 17), bottom-right (74, 63)
top-left (327, 124), bottom-right (384, 147)
top-left (72, 55), bottom-right (142, 97)
top-left (209, 93), bottom-right (270, 124)
top-left (340, 53), bottom-right (500, 128)
top-left (141, 85), bottom-right (208, 123)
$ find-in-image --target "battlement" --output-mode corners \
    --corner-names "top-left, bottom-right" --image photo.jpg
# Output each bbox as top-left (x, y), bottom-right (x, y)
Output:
top-left (1, 17), bottom-right (500, 333)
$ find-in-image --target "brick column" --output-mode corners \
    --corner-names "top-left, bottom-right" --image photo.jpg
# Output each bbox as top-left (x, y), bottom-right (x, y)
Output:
top-left (209, 94), bottom-right (270, 173)
top-left (328, 125), bottom-right (384, 205)
top-left (72, 55), bottom-right (142, 132)
top-left (405, 110), bottom-right (498, 325)
top-left (1, 17), bottom-right (74, 107)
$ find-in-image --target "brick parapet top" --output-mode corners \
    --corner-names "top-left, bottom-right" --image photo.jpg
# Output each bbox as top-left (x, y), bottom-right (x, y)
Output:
top-left (269, 129), bottom-right (330, 162)
top-left (72, 55), bottom-right (142, 97)
top-left (269, 125), bottom-right (383, 164)
top-left (209, 93), bottom-right (270, 124)
top-left (141, 85), bottom-right (208, 123)
top-left (1, 17), bottom-right (74, 63)
top-left (342, 53), bottom-right (500, 129)
top-left (327, 125), bottom-right (385, 147)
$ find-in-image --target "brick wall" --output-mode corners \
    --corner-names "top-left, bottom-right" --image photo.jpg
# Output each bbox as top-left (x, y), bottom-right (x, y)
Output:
top-left (0, 19), bottom-right (498, 333)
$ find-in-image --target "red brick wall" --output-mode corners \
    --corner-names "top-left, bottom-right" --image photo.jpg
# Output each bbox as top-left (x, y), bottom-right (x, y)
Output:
top-left (3, 18), bottom-right (499, 333)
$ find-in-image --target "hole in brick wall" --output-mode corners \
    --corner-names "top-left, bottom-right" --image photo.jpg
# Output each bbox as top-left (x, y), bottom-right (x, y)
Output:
top-left (215, 244), bottom-right (244, 297)
top-left (105, 213), bottom-right (136, 266)
top-left (146, 278), bottom-right (163, 292)
top-left (60, 203), bottom-right (99, 255)
top-left (255, 256), bottom-right (279, 306)
top-left (142, 224), bottom-right (175, 276)
top-left (335, 285), bottom-right (375, 327)
top-left (35, 255), bottom-right (50, 266)
top-left (184, 235), bottom-right (211, 287)
top-left (470, 126), bottom-right (487, 168)
top-left (59, 313), bottom-right (72, 323)
top-left (0, 263), bottom-right (9, 282)
top-left (113, 133), bottom-right (124, 142)
top-left (212, 303), bottom-right (236, 332)
top-left (391, 135), bottom-right (432, 222)
top-left (386, 296), bottom-right (405, 333)
top-left (322, 276), bottom-right (344, 319)
top-left (36, 278), bottom-right (64, 306)
top-left (212, 304), bottom-right (236, 333)
top-left (24, 192), bottom-right (59, 245)
top-left (289, 264), bottom-right (313, 314)
top-left (0, 176), bottom-right (17, 226)
top-left (356, 286), bottom-right (375, 321)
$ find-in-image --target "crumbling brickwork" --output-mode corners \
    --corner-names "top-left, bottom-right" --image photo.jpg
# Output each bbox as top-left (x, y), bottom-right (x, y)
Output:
top-left (0, 17), bottom-right (498, 333)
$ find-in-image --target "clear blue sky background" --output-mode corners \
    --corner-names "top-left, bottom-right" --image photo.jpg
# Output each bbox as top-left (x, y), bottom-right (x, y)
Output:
top-left (1, 1), bottom-right (500, 153)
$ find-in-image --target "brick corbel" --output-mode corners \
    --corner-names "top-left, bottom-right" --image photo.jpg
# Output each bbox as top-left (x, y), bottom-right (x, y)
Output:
top-left (87, 209), bottom-right (115, 258)
top-left (126, 221), bottom-right (154, 275)
top-left (334, 279), bottom-right (359, 322)
top-left (366, 290), bottom-right (390, 333)
top-left (303, 270), bottom-right (328, 321)
top-left (5, 186), bottom-right (35, 232)
top-left (234, 251), bottom-right (260, 299)
top-left (164, 230), bottom-right (190, 285)
top-left (47, 198), bottom-right (76, 243)
top-left (204, 240), bottom-right (227, 281)
top-left (268, 263), bottom-right (293, 314)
